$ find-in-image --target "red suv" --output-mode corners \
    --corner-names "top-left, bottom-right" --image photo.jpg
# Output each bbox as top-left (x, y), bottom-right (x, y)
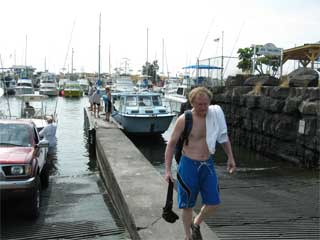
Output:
top-left (0, 119), bottom-right (49, 219)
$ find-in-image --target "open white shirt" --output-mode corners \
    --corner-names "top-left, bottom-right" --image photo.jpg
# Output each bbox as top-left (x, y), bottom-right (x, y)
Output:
top-left (206, 105), bottom-right (228, 154)
top-left (39, 123), bottom-right (57, 148)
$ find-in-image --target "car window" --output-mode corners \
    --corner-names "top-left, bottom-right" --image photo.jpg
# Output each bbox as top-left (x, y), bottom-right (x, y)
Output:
top-left (0, 123), bottom-right (32, 147)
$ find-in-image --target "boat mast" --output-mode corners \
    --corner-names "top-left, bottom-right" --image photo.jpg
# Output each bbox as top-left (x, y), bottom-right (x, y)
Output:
top-left (221, 31), bottom-right (224, 82)
top-left (109, 44), bottom-right (111, 76)
top-left (146, 28), bottom-right (149, 63)
top-left (98, 13), bottom-right (101, 83)
top-left (25, 34), bottom-right (27, 78)
top-left (162, 38), bottom-right (164, 74)
top-left (71, 48), bottom-right (74, 76)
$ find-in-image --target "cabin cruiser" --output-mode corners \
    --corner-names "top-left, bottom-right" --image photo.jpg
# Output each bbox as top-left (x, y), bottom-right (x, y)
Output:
top-left (15, 78), bottom-right (34, 95)
top-left (112, 91), bottom-right (175, 134)
top-left (39, 72), bottom-right (58, 96)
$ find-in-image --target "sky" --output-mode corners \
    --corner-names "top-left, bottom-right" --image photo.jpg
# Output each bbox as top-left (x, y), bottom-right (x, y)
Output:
top-left (0, 0), bottom-right (319, 77)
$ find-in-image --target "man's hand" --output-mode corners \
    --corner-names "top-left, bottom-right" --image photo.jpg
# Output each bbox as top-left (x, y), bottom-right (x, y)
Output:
top-left (227, 157), bottom-right (236, 174)
top-left (165, 170), bottom-right (174, 183)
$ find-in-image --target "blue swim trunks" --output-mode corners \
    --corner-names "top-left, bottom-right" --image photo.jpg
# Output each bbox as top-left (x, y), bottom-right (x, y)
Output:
top-left (177, 155), bottom-right (220, 209)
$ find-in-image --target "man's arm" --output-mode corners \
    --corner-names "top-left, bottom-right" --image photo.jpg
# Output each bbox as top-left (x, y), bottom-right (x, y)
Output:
top-left (164, 115), bottom-right (185, 182)
top-left (39, 126), bottom-right (46, 138)
top-left (220, 139), bottom-right (236, 174)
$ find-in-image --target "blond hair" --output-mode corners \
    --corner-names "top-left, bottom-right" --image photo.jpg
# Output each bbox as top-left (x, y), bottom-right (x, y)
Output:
top-left (188, 87), bottom-right (212, 104)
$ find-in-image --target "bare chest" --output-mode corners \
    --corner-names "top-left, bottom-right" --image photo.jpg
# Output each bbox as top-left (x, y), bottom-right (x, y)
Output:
top-left (189, 117), bottom-right (206, 140)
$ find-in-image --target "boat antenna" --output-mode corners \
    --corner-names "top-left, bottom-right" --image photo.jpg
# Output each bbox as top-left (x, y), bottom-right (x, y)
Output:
top-left (0, 54), bottom-right (12, 118)
top-left (223, 21), bottom-right (245, 78)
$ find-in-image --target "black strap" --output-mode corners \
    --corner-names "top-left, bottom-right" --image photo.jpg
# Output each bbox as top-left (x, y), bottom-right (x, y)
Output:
top-left (164, 179), bottom-right (174, 209)
top-left (182, 110), bottom-right (192, 146)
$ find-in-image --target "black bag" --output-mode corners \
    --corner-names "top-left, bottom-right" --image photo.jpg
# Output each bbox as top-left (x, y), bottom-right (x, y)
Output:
top-left (162, 179), bottom-right (179, 223)
top-left (174, 110), bottom-right (193, 164)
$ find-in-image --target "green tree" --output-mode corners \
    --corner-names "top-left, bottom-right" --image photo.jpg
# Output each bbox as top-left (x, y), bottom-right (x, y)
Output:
top-left (237, 47), bottom-right (253, 74)
top-left (142, 60), bottom-right (159, 83)
top-left (237, 46), bottom-right (280, 76)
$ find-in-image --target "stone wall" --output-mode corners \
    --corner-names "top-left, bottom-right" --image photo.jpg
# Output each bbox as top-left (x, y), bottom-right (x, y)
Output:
top-left (209, 73), bottom-right (319, 168)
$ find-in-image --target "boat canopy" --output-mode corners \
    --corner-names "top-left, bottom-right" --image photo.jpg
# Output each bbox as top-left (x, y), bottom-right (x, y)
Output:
top-left (16, 94), bottom-right (48, 102)
top-left (183, 64), bottom-right (223, 70)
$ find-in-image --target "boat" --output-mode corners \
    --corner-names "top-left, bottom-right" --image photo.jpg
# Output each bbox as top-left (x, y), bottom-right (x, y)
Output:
top-left (164, 84), bottom-right (188, 113)
top-left (15, 78), bottom-right (34, 95)
top-left (39, 72), bottom-right (59, 96)
top-left (111, 74), bottom-right (135, 93)
top-left (16, 94), bottom-right (58, 132)
top-left (78, 79), bottom-right (90, 95)
top-left (63, 80), bottom-right (83, 97)
top-left (112, 91), bottom-right (175, 134)
top-left (164, 64), bottom-right (223, 113)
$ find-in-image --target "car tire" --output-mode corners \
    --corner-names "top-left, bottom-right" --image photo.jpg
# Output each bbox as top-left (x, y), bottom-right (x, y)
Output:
top-left (28, 175), bottom-right (41, 219)
top-left (41, 163), bottom-right (50, 189)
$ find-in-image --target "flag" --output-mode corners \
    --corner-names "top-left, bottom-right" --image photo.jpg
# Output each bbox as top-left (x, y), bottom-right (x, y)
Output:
top-left (213, 38), bottom-right (220, 42)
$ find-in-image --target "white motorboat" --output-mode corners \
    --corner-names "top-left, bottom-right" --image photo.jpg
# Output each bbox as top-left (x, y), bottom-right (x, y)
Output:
top-left (111, 75), bottom-right (135, 93)
top-left (78, 79), bottom-right (90, 95)
top-left (112, 91), bottom-right (175, 135)
top-left (15, 78), bottom-right (34, 95)
top-left (39, 72), bottom-right (59, 96)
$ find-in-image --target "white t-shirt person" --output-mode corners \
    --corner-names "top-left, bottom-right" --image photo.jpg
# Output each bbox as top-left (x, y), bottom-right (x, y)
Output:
top-left (39, 117), bottom-right (57, 151)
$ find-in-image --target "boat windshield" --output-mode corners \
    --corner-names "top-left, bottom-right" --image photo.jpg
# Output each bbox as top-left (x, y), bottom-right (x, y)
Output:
top-left (126, 96), bottom-right (137, 106)
top-left (138, 96), bottom-right (152, 107)
top-left (124, 95), bottom-right (162, 107)
top-left (152, 96), bottom-right (162, 106)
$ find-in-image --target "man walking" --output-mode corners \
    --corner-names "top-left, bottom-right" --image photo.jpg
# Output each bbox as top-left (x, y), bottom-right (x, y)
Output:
top-left (164, 86), bottom-right (236, 240)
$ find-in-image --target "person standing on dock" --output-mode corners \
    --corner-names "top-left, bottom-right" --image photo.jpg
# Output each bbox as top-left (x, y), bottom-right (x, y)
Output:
top-left (88, 82), bottom-right (94, 111)
top-left (164, 86), bottom-right (236, 240)
top-left (102, 86), bottom-right (112, 122)
top-left (91, 87), bottom-right (101, 118)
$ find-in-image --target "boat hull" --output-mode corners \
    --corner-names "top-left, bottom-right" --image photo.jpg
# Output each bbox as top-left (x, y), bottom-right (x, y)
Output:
top-left (15, 87), bottom-right (34, 95)
top-left (39, 89), bottom-right (59, 96)
top-left (112, 113), bottom-right (175, 134)
top-left (63, 90), bottom-right (83, 97)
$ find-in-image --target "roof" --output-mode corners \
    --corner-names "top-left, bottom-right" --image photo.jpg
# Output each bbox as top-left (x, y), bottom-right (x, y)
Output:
top-left (0, 118), bottom-right (35, 127)
top-left (283, 44), bottom-right (320, 66)
top-left (182, 64), bottom-right (223, 70)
